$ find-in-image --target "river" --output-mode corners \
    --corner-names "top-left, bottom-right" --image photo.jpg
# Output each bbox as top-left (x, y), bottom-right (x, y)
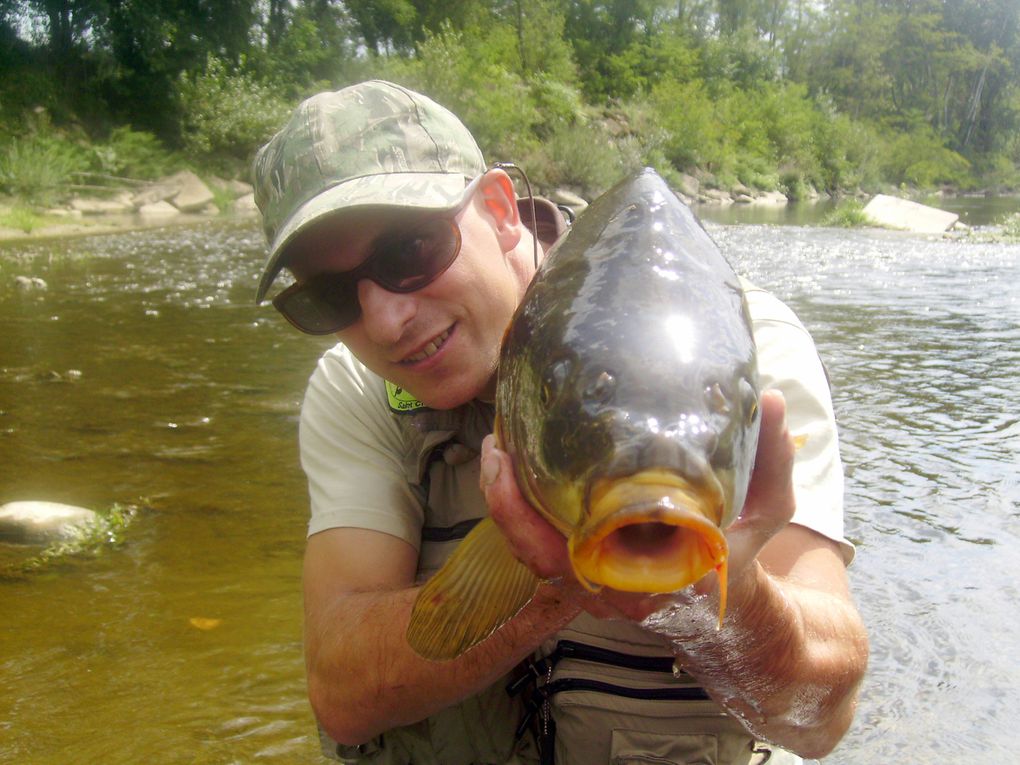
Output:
top-left (1, 206), bottom-right (1018, 763)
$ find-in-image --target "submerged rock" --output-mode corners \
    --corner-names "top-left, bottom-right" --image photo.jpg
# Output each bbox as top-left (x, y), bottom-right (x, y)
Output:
top-left (0, 501), bottom-right (98, 544)
top-left (14, 276), bottom-right (48, 292)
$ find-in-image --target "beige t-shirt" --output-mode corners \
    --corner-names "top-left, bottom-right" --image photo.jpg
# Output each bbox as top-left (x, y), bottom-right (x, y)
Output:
top-left (300, 281), bottom-right (847, 764)
top-left (299, 280), bottom-right (853, 564)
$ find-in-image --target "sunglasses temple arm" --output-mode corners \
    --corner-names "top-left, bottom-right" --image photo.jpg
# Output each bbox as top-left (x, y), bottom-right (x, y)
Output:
top-left (493, 162), bottom-right (539, 271)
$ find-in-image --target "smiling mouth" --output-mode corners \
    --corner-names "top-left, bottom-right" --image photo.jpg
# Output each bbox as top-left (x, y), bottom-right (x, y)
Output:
top-left (403, 327), bottom-right (453, 364)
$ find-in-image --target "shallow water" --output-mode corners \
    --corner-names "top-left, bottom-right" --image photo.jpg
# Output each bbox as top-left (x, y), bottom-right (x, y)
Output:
top-left (711, 223), bottom-right (1020, 763)
top-left (1, 216), bottom-right (1018, 763)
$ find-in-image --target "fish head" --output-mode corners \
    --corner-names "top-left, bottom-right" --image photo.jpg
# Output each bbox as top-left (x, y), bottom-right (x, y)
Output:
top-left (496, 168), bottom-right (760, 598)
top-left (500, 330), bottom-right (759, 595)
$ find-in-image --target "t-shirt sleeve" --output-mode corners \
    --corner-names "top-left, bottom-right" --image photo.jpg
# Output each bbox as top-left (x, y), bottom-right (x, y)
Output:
top-left (743, 281), bottom-right (855, 565)
top-left (299, 344), bottom-right (424, 548)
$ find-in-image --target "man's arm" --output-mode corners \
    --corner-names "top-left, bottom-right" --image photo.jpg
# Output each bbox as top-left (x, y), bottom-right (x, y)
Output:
top-left (303, 527), bottom-right (582, 745)
top-left (481, 389), bottom-right (869, 758)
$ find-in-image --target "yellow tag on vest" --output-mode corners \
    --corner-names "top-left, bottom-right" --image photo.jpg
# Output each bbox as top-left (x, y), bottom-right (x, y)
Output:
top-left (386, 381), bottom-right (427, 413)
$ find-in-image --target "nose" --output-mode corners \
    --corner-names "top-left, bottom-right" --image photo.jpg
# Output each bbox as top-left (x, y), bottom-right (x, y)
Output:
top-left (356, 278), bottom-right (418, 345)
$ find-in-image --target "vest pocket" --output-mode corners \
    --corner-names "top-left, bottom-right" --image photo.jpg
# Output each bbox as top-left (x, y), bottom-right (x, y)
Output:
top-left (539, 642), bottom-right (757, 765)
top-left (610, 729), bottom-right (719, 764)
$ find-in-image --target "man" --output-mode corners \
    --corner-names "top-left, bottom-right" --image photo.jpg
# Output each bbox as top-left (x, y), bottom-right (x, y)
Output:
top-left (252, 80), bottom-right (868, 765)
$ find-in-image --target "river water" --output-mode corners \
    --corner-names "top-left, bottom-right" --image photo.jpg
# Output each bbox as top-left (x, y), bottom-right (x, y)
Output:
top-left (1, 208), bottom-right (1018, 763)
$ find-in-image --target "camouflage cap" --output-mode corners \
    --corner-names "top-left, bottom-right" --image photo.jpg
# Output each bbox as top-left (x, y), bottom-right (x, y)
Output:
top-left (252, 80), bottom-right (486, 303)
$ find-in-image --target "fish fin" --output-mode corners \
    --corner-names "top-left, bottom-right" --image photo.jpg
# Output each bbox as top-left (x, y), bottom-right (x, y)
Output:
top-left (792, 433), bottom-right (809, 450)
top-left (493, 415), bottom-right (505, 450)
top-left (407, 517), bottom-right (539, 661)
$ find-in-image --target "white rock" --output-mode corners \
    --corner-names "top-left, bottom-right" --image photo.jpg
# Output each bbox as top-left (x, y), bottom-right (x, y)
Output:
top-left (754, 190), bottom-right (789, 206)
top-left (70, 198), bottom-right (133, 215)
top-left (14, 276), bottom-right (48, 291)
top-left (167, 170), bottom-right (215, 212)
top-left (138, 201), bottom-right (180, 218)
top-left (231, 193), bottom-right (258, 214)
top-left (863, 194), bottom-right (959, 233)
top-left (0, 501), bottom-right (97, 544)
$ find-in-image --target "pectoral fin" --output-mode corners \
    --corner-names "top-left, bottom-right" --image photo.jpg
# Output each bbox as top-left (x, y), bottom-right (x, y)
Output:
top-left (407, 517), bottom-right (539, 661)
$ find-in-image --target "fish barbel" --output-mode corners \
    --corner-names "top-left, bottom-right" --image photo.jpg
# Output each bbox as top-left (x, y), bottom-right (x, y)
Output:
top-left (407, 168), bottom-right (760, 660)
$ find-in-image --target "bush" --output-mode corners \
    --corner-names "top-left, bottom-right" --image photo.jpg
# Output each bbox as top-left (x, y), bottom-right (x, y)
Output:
top-left (0, 133), bottom-right (90, 203)
top-left (407, 23), bottom-right (540, 161)
top-left (647, 78), bottom-right (722, 171)
top-left (177, 55), bottom-right (293, 166)
top-left (523, 120), bottom-right (638, 198)
top-left (1001, 212), bottom-right (1020, 241)
top-left (879, 120), bottom-right (971, 188)
top-left (823, 199), bottom-right (870, 227)
top-left (93, 126), bottom-right (176, 179)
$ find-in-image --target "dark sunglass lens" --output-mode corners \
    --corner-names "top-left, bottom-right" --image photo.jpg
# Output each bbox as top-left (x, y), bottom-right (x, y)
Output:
top-left (377, 219), bottom-right (459, 291)
top-left (276, 278), bottom-right (359, 334)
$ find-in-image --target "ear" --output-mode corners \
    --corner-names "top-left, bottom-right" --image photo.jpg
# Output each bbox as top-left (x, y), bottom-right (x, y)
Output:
top-left (477, 169), bottom-right (522, 252)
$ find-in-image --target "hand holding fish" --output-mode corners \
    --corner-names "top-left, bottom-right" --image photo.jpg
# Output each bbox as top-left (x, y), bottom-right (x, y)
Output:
top-left (480, 387), bottom-right (796, 626)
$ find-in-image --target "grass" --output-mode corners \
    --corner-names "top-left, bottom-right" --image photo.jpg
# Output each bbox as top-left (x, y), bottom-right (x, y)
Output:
top-left (2, 503), bottom-right (139, 578)
top-left (0, 206), bottom-right (44, 233)
top-left (1001, 212), bottom-right (1020, 242)
top-left (822, 198), bottom-right (870, 227)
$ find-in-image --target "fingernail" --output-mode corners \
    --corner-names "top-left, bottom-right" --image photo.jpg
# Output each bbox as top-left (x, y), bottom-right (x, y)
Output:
top-left (480, 451), bottom-right (500, 488)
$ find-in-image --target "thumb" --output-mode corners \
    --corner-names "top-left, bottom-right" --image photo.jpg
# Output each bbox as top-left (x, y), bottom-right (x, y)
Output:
top-left (726, 389), bottom-right (797, 563)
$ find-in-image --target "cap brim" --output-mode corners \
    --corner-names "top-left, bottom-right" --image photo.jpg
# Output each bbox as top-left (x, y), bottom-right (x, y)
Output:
top-left (256, 172), bottom-right (471, 303)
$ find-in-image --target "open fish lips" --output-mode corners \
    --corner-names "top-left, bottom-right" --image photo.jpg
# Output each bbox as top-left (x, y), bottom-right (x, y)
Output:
top-left (496, 168), bottom-right (761, 609)
top-left (406, 169), bottom-right (759, 660)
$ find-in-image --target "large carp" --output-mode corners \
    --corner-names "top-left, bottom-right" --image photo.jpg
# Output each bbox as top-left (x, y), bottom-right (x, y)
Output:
top-left (407, 168), bottom-right (760, 660)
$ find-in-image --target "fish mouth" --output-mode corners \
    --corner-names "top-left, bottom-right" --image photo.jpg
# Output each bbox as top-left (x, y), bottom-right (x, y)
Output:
top-left (568, 469), bottom-right (727, 596)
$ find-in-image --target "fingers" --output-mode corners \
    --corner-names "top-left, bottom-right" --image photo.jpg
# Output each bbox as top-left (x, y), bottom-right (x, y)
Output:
top-left (480, 436), bottom-right (654, 621)
top-left (723, 388), bottom-right (797, 579)
top-left (480, 435), bottom-right (571, 580)
top-left (745, 388), bottom-right (797, 529)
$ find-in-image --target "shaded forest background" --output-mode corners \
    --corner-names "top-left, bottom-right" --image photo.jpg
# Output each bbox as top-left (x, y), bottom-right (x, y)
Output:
top-left (1, 0), bottom-right (1019, 203)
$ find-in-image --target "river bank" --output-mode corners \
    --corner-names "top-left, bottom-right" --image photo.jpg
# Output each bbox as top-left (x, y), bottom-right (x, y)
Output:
top-left (0, 169), bottom-right (259, 245)
top-left (3, 178), bottom-right (1017, 249)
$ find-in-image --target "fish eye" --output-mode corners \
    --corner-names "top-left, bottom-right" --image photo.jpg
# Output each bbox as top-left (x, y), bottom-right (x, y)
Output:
top-left (540, 358), bottom-right (573, 409)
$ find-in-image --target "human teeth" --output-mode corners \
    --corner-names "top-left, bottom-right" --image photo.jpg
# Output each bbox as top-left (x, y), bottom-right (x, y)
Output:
top-left (406, 329), bottom-right (450, 363)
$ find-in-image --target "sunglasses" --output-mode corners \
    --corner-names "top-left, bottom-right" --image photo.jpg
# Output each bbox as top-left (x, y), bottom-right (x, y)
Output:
top-left (272, 213), bottom-right (463, 335)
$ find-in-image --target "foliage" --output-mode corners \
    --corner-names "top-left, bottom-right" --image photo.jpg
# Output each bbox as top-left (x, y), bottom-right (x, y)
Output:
top-left (822, 199), bottom-right (870, 228)
top-left (176, 55), bottom-right (292, 167)
top-left (93, 126), bottom-right (176, 180)
top-left (407, 23), bottom-right (540, 160)
top-left (523, 118), bottom-right (641, 199)
top-left (1, 0), bottom-right (1018, 198)
top-left (878, 121), bottom-right (972, 188)
top-left (0, 206), bottom-right (45, 232)
top-left (1000, 212), bottom-right (1020, 241)
top-left (0, 133), bottom-right (90, 203)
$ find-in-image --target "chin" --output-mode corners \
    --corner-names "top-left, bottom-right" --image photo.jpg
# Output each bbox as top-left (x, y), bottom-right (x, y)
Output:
top-left (413, 373), bottom-right (492, 411)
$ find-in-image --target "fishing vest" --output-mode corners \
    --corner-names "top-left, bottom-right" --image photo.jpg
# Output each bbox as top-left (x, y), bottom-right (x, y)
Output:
top-left (320, 388), bottom-right (801, 765)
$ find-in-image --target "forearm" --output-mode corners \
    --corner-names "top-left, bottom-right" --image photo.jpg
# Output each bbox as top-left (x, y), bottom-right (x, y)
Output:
top-left (644, 561), bottom-right (868, 758)
top-left (306, 582), bottom-right (581, 745)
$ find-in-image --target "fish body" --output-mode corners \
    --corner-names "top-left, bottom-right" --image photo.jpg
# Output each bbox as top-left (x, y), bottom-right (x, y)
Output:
top-left (407, 168), bottom-right (760, 660)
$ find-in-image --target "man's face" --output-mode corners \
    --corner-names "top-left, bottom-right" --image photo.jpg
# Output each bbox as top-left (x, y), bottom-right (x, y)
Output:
top-left (286, 191), bottom-right (532, 410)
